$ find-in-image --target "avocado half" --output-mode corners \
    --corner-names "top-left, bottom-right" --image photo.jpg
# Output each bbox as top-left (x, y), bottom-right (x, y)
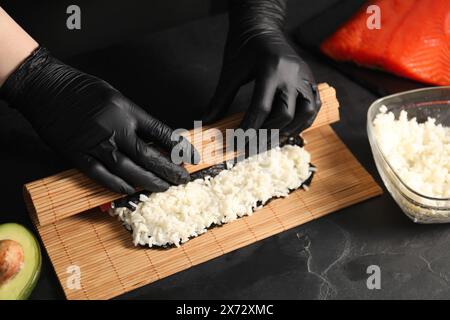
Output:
top-left (0, 223), bottom-right (41, 300)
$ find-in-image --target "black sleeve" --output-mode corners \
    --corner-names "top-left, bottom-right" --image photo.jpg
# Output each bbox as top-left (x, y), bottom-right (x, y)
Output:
top-left (228, 0), bottom-right (288, 42)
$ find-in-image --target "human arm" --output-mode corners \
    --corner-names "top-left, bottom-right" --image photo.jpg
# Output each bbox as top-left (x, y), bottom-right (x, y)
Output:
top-left (0, 7), bottom-right (198, 194)
top-left (0, 7), bottom-right (38, 87)
top-left (203, 0), bottom-right (321, 135)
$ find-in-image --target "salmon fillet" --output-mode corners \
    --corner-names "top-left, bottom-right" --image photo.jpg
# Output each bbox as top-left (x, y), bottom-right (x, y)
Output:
top-left (321, 0), bottom-right (450, 86)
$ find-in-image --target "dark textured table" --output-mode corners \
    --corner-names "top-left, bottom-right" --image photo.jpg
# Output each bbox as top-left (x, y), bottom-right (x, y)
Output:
top-left (1, 12), bottom-right (449, 300)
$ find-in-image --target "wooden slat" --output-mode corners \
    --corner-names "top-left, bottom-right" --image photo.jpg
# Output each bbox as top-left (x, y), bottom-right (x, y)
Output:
top-left (34, 125), bottom-right (382, 300)
top-left (24, 83), bottom-right (340, 226)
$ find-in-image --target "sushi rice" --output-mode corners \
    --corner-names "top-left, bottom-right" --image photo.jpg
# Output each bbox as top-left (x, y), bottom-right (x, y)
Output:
top-left (111, 144), bottom-right (313, 247)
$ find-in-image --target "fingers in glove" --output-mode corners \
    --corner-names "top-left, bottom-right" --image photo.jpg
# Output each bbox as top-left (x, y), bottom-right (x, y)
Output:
top-left (298, 59), bottom-right (315, 83)
top-left (240, 77), bottom-right (277, 131)
top-left (262, 87), bottom-right (297, 130)
top-left (72, 153), bottom-right (135, 195)
top-left (312, 83), bottom-right (322, 112)
top-left (281, 82), bottom-right (319, 136)
top-left (118, 134), bottom-right (190, 185)
top-left (135, 109), bottom-right (200, 164)
top-left (90, 139), bottom-right (170, 192)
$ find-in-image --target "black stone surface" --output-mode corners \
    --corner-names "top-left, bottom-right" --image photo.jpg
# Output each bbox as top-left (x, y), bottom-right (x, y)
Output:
top-left (1, 9), bottom-right (449, 300)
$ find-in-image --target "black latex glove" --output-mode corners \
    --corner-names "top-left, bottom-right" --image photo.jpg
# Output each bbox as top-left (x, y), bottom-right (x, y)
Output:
top-left (203, 0), bottom-right (321, 136)
top-left (0, 47), bottom-right (198, 194)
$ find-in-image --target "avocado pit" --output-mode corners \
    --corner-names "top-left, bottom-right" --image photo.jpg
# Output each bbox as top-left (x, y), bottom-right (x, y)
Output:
top-left (0, 239), bottom-right (24, 285)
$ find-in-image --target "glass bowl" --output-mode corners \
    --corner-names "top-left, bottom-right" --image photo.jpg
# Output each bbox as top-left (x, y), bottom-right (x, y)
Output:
top-left (367, 86), bottom-right (450, 223)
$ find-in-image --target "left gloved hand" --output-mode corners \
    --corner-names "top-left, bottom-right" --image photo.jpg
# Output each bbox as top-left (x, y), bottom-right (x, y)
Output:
top-left (203, 0), bottom-right (321, 136)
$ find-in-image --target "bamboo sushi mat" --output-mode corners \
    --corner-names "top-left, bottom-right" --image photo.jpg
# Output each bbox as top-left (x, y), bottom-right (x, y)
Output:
top-left (33, 125), bottom-right (382, 300)
top-left (24, 83), bottom-right (340, 226)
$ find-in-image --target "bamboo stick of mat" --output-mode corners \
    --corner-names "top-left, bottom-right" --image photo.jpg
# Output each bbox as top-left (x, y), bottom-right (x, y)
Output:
top-left (36, 125), bottom-right (382, 300)
top-left (24, 83), bottom-right (339, 227)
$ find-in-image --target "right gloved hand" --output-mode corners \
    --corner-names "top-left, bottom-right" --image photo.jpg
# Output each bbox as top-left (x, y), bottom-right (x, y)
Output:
top-left (203, 0), bottom-right (321, 137)
top-left (0, 47), bottom-right (199, 194)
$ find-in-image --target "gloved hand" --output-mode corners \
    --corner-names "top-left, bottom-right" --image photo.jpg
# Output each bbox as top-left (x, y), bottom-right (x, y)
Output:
top-left (203, 0), bottom-right (321, 136)
top-left (0, 47), bottom-right (198, 194)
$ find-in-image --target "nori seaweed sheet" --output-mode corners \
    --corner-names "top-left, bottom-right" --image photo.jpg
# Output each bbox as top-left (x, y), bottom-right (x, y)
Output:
top-left (112, 135), bottom-right (315, 248)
